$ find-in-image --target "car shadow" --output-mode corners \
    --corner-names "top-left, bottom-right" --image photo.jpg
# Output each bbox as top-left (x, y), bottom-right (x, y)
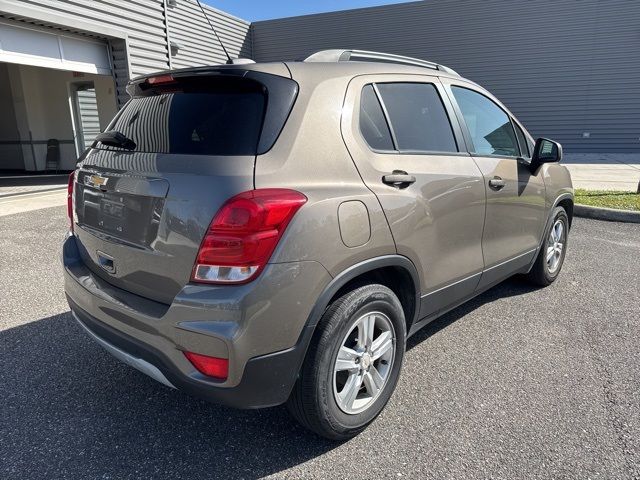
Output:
top-left (1, 277), bottom-right (537, 479)
top-left (1, 312), bottom-right (337, 479)
top-left (407, 276), bottom-right (539, 350)
top-left (0, 173), bottom-right (70, 187)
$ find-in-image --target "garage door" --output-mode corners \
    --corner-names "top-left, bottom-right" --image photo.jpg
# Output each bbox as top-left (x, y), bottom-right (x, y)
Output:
top-left (0, 20), bottom-right (111, 75)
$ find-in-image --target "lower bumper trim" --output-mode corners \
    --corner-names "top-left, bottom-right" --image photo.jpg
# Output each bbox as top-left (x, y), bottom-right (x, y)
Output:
top-left (74, 312), bottom-right (176, 389)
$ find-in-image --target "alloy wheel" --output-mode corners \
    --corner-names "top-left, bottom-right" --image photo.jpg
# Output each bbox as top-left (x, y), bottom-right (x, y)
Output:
top-left (333, 311), bottom-right (396, 414)
top-left (546, 218), bottom-right (565, 274)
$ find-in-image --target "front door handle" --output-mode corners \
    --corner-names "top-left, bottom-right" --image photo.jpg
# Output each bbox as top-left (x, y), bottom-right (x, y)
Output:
top-left (488, 177), bottom-right (506, 191)
top-left (382, 170), bottom-right (416, 188)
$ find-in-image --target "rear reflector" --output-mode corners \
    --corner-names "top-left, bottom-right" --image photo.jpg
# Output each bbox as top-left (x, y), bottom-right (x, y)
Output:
top-left (184, 351), bottom-right (229, 380)
top-left (191, 189), bottom-right (307, 284)
top-left (67, 171), bottom-right (75, 232)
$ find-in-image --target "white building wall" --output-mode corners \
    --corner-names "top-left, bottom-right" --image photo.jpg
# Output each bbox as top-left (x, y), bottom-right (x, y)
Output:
top-left (6, 64), bottom-right (117, 170)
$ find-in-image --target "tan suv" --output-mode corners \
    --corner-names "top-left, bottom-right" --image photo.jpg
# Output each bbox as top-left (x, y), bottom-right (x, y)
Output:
top-left (63, 49), bottom-right (573, 440)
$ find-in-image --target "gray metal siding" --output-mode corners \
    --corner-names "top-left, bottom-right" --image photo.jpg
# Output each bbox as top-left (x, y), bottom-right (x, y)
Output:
top-left (2, 0), bottom-right (170, 76)
top-left (109, 38), bottom-right (131, 107)
top-left (252, 0), bottom-right (640, 153)
top-left (0, 0), bottom-right (170, 106)
top-left (76, 87), bottom-right (100, 149)
top-left (167, 0), bottom-right (251, 69)
top-left (0, 0), bottom-right (251, 106)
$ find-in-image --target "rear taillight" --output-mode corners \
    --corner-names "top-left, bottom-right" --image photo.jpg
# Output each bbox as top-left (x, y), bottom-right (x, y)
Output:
top-left (191, 189), bottom-right (307, 284)
top-left (67, 171), bottom-right (75, 232)
top-left (184, 351), bottom-right (228, 380)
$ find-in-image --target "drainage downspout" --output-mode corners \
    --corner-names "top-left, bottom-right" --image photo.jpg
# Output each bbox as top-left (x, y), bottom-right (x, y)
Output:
top-left (162, 0), bottom-right (174, 69)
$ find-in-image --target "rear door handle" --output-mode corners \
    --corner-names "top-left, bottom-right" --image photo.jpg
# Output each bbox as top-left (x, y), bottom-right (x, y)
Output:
top-left (382, 170), bottom-right (416, 188)
top-left (488, 177), bottom-right (506, 190)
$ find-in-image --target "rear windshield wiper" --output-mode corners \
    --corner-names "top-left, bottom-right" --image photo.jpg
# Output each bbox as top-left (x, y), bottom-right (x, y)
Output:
top-left (94, 131), bottom-right (136, 150)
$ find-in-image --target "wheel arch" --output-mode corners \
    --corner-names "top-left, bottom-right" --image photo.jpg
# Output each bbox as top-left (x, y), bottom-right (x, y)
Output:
top-left (557, 196), bottom-right (574, 228)
top-left (548, 192), bottom-right (574, 229)
top-left (280, 255), bottom-right (420, 406)
top-left (293, 255), bottom-right (421, 366)
top-left (526, 192), bottom-right (574, 273)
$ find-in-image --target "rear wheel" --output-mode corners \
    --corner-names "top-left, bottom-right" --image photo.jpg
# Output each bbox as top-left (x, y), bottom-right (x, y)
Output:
top-left (287, 284), bottom-right (406, 440)
top-left (525, 206), bottom-right (569, 286)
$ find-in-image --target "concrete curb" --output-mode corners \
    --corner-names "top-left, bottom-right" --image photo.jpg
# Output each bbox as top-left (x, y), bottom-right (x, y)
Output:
top-left (574, 204), bottom-right (640, 223)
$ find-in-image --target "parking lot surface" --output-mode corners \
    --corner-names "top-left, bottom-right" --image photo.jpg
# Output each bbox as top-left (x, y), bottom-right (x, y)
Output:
top-left (1, 206), bottom-right (639, 479)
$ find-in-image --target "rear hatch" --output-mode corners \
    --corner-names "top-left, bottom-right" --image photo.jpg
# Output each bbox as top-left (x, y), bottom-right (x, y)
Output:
top-left (72, 68), bottom-right (298, 304)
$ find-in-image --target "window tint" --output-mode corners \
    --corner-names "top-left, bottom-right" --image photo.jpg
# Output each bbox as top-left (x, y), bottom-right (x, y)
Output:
top-left (359, 84), bottom-right (394, 150)
top-left (104, 82), bottom-right (265, 155)
top-left (513, 121), bottom-right (530, 157)
top-left (451, 87), bottom-right (519, 157)
top-left (376, 83), bottom-right (458, 153)
top-left (526, 136), bottom-right (535, 157)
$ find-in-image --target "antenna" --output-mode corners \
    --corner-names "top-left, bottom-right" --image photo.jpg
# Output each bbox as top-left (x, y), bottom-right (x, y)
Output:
top-left (195, 0), bottom-right (232, 64)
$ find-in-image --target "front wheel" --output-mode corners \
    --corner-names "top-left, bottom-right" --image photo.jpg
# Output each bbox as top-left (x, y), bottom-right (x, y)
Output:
top-left (287, 284), bottom-right (406, 440)
top-left (525, 206), bottom-right (569, 286)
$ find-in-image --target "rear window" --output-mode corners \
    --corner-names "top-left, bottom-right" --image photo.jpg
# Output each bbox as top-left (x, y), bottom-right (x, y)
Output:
top-left (104, 78), bottom-right (266, 155)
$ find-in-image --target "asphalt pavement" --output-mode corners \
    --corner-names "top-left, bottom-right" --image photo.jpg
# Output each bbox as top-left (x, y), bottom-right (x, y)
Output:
top-left (1, 206), bottom-right (639, 479)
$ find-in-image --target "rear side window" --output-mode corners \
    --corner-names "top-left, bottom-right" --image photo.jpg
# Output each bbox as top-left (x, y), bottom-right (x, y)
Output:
top-left (105, 77), bottom-right (266, 156)
top-left (359, 84), bottom-right (394, 150)
top-left (376, 83), bottom-right (458, 153)
top-left (451, 86), bottom-right (519, 157)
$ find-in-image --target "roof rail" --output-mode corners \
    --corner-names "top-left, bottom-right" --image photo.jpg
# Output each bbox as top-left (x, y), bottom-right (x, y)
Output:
top-left (304, 49), bottom-right (459, 75)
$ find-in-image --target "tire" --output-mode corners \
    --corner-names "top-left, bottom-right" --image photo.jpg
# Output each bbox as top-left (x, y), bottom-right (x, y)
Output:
top-left (525, 206), bottom-right (569, 286)
top-left (287, 284), bottom-right (406, 440)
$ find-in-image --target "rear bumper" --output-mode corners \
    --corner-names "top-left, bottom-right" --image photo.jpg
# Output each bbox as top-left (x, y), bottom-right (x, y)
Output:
top-left (63, 233), bottom-right (329, 409)
top-left (69, 299), bottom-right (311, 408)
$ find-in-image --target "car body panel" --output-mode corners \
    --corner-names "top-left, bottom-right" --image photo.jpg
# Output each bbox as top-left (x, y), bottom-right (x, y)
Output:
top-left (440, 77), bottom-right (548, 269)
top-left (63, 59), bottom-right (574, 409)
top-left (64, 232), bottom-right (331, 388)
top-left (255, 63), bottom-right (397, 275)
top-left (73, 151), bottom-right (256, 304)
top-left (542, 163), bottom-right (574, 211)
top-left (470, 155), bottom-right (546, 265)
top-left (340, 73), bottom-right (486, 318)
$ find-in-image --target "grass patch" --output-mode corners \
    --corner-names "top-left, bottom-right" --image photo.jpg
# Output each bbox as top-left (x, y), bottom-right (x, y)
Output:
top-left (575, 189), bottom-right (640, 211)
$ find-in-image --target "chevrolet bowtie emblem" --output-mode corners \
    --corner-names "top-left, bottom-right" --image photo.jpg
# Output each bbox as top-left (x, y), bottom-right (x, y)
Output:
top-left (86, 174), bottom-right (108, 190)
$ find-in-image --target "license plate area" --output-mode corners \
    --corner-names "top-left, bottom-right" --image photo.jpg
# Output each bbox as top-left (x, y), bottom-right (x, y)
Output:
top-left (101, 198), bottom-right (124, 218)
top-left (76, 172), bottom-right (167, 247)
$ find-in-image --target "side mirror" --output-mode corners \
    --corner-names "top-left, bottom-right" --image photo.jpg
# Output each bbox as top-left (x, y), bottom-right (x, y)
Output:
top-left (531, 137), bottom-right (562, 172)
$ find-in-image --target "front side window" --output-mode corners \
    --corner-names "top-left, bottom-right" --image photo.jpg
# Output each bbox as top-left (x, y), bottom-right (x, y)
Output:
top-left (376, 83), bottom-right (458, 153)
top-left (451, 86), bottom-right (519, 157)
top-left (513, 121), bottom-right (530, 157)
